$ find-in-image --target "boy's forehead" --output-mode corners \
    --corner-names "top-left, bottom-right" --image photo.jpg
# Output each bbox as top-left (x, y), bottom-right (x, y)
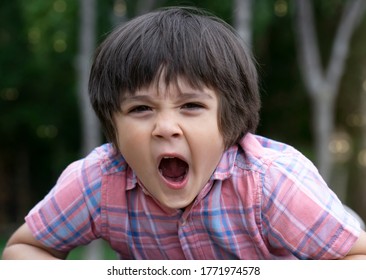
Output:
top-left (122, 75), bottom-right (213, 99)
top-left (121, 78), bottom-right (215, 102)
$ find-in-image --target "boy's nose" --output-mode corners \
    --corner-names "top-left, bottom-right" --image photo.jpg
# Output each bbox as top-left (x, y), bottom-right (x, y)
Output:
top-left (152, 113), bottom-right (182, 140)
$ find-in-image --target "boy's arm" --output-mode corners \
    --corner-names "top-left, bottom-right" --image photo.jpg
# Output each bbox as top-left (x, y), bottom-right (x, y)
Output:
top-left (341, 230), bottom-right (366, 260)
top-left (1, 223), bottom-right (68, 260)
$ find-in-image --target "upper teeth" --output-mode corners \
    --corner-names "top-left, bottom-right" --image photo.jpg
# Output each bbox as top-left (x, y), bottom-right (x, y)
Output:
top-left (163, 156), bottom-right (174, 159)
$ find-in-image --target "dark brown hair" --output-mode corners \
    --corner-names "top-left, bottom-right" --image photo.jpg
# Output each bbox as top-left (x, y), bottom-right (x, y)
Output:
top-left (89, 6), bottom-right (260, 149)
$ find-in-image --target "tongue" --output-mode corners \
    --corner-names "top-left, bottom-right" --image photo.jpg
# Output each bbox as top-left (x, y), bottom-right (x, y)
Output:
top-left (159, 158), bottom-right (187, 181)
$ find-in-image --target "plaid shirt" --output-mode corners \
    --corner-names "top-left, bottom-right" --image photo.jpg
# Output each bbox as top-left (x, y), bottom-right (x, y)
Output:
top-left (26, 133), bottom-right (360, 259)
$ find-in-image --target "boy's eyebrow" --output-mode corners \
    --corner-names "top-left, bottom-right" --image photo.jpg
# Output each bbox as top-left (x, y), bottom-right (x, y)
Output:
top-left (177, 92), bottom-right (214, 101)
top-left (121, 95), bottom-right (153, 103)
top-left (122, 92), bottom-right (214, 103)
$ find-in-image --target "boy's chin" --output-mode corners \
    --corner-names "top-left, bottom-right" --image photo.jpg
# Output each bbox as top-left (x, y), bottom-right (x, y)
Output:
top-left (157, 196), bottom-right (195, 211)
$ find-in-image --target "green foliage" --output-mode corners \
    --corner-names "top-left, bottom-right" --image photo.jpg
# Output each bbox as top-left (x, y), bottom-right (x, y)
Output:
top-left (0, 0), bottom-right (81, 219)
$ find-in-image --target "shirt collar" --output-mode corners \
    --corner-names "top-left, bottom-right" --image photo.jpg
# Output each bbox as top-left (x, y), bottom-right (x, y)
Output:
top-left (211, 144), bottom-right (238, 181)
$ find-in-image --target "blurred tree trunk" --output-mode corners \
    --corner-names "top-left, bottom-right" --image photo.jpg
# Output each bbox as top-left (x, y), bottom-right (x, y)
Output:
top-left (293, 0), bottom-right (366, 184)
top-left (77, 0), bottom-right (102, 259)
top-left (233, 0), bottom-right (253, 48)
top-left (351, 68), bottom-right (366, 222)
top-left (77, 0), bottom-right (101, 157)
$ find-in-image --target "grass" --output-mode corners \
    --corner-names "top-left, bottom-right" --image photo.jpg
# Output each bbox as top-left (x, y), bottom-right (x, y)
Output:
top-left (0, 237), bottom-right (118, 260)
top-left (67, 240), bottom-right (118, 260)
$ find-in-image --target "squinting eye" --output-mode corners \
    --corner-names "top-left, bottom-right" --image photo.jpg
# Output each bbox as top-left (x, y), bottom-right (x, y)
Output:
top-left (129, 105), bottom-right (152, 113)
top-left (181, 103), bottom-right (204, 110)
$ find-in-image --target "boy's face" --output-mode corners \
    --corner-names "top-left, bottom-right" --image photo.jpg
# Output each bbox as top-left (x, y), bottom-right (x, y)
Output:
top-left (114, 77), bottom-right (225, 210)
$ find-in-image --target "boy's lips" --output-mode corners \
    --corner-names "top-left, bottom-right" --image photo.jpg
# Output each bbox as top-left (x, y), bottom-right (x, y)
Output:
top-left (157, 154), bottom-right (189, 190)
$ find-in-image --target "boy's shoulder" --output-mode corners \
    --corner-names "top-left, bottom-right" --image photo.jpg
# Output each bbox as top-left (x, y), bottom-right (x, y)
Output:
top-left (237, 134), bottom-right (324, 197)
top-left (241, 133), bottom-right (298, 153)
top-left (240, 133), bottom-right (301, 158)
top-left (237, 133), bottom-right (316, 173)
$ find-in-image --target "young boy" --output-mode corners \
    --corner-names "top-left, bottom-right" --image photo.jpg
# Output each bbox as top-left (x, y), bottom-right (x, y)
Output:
top-left (2, 6), bottom-right (366, 260)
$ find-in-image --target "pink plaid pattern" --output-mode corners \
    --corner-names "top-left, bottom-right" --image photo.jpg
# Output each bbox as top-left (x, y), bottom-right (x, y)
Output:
top-left (25, 133), bottom-right (361, 259)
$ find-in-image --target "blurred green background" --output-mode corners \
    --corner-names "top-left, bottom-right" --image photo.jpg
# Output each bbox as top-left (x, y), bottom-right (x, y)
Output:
top-left (1, 0), bottom-right (366, 259)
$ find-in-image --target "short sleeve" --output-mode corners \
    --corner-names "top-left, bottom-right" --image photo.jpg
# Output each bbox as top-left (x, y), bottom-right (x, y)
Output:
top-left (25, 155), bottom-right (103, 252)
top-left (260, 151), bottom-right (361, 259)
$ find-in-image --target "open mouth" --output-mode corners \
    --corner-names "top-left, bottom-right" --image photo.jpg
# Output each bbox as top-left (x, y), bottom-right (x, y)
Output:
top-left (158, 156), bottom-right (189, 184)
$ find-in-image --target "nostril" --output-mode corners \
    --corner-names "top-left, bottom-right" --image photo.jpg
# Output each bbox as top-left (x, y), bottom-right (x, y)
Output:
top-left (152, 122), bottom-right (182, 139)
top-left (154, 132), bottom-right (181, 139)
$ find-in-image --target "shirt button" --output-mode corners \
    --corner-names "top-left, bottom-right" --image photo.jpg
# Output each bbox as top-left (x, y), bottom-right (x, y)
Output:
top-left (181, 219), bottom-right (187, 226)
